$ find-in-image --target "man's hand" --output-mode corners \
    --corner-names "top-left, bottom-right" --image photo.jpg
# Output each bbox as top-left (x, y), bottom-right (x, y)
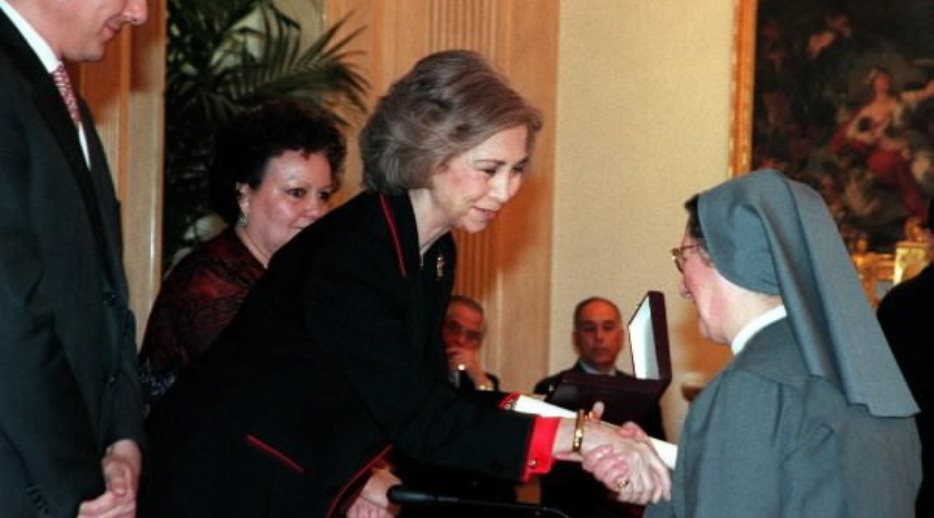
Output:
top-left (446, 348), bottom-right (493, 390)
top-left (77, 439), bottom-right (141, 518)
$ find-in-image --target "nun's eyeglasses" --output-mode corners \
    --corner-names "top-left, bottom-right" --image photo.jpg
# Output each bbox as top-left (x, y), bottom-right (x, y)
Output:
top-left (671, 244), bottom-right (701, 273)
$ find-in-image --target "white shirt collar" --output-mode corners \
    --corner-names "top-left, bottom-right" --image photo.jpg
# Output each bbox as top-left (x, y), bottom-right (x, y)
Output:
top-left (0, 0), bottom-right (61, 72)
top-left (731, 304), bottom-right (787, 355)
top-left (1, 0), bottom-right (89, 164)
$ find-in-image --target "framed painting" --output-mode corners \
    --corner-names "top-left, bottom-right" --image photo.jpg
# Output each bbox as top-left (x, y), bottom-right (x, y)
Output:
top-left (730, 0), bottom-right (934, 253)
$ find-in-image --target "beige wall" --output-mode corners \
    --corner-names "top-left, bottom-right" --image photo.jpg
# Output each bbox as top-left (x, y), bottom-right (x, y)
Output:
top-left (76, 0), bottom-right (165, 343)
top-left (553, 0), bottom-right (738, 439)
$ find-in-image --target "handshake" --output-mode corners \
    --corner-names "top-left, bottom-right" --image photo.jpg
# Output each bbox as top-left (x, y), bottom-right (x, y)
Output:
top-left (346, 397), bottom-right (673, 518)
top-left (514, 395), bottom-right (674, 505)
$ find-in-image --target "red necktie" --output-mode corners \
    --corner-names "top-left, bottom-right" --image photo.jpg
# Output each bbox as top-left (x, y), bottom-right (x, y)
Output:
top-left (51, 64), bottom-right (80, 126)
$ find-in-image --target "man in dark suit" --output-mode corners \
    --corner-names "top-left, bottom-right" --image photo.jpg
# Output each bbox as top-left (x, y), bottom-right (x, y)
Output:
top-left (534, 296), bottom-right (666, 517)
top-left (443, 294), bottom-right (500, 392)
top-left (877, 203), bottom-right (934, 518)
top-left (535, 296), bottom-right (632, 391)
top-left (0, 1), bottom-right (147, 516)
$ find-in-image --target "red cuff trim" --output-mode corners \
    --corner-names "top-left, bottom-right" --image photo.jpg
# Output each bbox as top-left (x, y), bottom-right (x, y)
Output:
top-left (521, 416), bottom-right (560, 481)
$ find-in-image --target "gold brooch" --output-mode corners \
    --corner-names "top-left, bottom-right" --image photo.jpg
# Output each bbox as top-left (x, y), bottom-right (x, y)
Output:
top-left (436, 253), bottom-right (445, 280)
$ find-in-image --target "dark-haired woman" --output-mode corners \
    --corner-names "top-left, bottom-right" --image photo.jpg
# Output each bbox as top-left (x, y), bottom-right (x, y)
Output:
top-left (138, 99), bottom-right (346, 409)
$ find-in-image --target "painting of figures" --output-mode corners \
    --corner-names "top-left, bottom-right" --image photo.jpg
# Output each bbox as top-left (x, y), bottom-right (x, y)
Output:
top-left (734, 0), bottom-right (934, 251)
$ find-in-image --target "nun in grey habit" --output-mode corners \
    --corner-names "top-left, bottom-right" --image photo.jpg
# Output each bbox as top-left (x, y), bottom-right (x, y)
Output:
top-left (631, 170), bottom-right (920, 517)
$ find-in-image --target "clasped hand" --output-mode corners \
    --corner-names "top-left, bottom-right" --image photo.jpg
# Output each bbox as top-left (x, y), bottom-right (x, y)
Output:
top-left (77, 439), bottom-right (141, 518)
top-left (558, 404), bottom-right (671, 505)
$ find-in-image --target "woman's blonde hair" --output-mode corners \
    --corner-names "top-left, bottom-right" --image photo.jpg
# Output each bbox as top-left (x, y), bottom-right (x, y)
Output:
top-left (360, 50), bottom-right (542, 193)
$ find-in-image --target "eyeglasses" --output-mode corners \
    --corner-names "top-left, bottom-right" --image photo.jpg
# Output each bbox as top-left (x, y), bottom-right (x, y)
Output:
top-left (443, 320), bottom-right (483, 344)
top-left (671, 244), bottom-right (701, 273)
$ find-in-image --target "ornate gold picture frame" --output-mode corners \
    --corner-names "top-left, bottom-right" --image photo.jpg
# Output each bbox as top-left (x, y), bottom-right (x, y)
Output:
top-left (729, 0), bottom-right (756, 178)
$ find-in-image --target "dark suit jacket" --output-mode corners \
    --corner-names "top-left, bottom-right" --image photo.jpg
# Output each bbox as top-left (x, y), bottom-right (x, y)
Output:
top-left (0, 11), bottom-right (143, 517)
top-left (141, 192), bottom-right (538, 517)
top-left (878, 264), bottom-right (934, 517)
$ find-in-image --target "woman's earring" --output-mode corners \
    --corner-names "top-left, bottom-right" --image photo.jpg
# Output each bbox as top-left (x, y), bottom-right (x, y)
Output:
top-left (236, 212), bottom-right (248, 227)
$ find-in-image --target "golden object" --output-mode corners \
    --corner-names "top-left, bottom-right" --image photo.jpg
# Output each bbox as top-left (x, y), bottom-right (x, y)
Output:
top-left (572, 409), bottom-right (586, 453)
top-left (893, 217), bottom-right (930, 285)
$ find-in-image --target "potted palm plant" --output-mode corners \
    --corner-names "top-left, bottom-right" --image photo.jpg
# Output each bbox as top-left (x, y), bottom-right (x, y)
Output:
top-left (163, 0), bottom-right (368, 268)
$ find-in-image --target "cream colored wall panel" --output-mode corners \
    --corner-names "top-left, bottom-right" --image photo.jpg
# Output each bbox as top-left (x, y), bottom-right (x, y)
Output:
top-left (76, 0), bottom-right (166, 344)
top-left (555, 0), bottom-right (736, 440)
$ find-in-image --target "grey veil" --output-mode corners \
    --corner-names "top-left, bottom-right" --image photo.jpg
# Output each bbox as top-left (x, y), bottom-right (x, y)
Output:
top-left (697, 169), bottom-right (917, 418)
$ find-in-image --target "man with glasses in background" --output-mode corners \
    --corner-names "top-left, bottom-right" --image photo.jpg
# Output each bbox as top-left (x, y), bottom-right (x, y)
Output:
top-left (397, 294), bottom-right (514, 516)
top-left (443, 294), bottom-right (499, 392)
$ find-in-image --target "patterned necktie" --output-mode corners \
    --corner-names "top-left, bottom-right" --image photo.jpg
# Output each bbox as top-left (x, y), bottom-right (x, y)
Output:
top-left (51, 64), bottom-right (80, 126)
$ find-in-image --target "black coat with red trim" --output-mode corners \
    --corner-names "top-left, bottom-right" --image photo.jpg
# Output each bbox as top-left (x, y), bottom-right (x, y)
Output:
top-left (140, 191), bottom-right (537, 517)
